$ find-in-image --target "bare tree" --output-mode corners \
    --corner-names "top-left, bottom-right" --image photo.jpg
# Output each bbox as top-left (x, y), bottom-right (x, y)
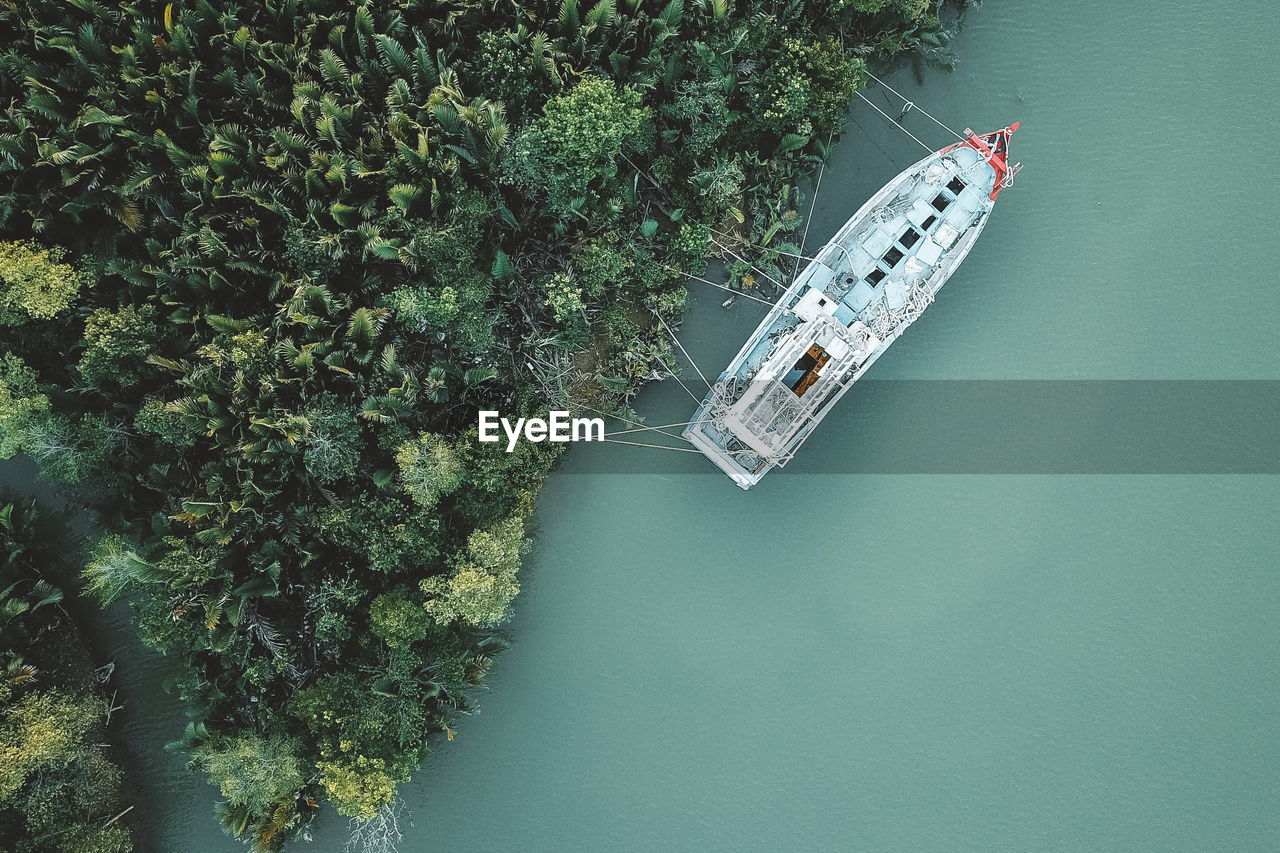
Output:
top-left (345, 796), bottom-right (408, 853)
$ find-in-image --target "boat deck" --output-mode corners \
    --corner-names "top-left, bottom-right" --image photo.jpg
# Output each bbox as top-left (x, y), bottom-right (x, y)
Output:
top-left (684, 130), bottom-right (1015, 488)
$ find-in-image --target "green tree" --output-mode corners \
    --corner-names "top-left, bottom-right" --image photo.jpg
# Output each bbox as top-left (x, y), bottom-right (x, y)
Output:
top-left (191, 733), bottom-right (307, 817)
top-left (394, 433), bottom-right (463, 509)
top-left (0, 690), bottom-right (102, 802)
top-left (302, 394), bottom-right (362, 484)
top-left (315, 757), bottom-right (397, 821)
top-left (421, 516), bottom-right (527, 627)
top-left (81, 535), bottom-right (158, 606)
top-left (508, 75), bottom-right (650, 210)
top-left (369, 592), bottom-right (431, 650)
top-left (741, 37), bottom-right (865, 139)
top-left (540, 273), bottom-right (586, 329)
top-left (41, 823), bottom-right (132, 853)
top-left (0, 240), bottom-right (85, 325)
top-left (133, 398), bottom-right (198, 450)
top-left (76, 305), bottom-right (160, 388)
top-left (0, 354), bottom-right (49, 459)
top-left (572, 233), bottom-right (633, 298)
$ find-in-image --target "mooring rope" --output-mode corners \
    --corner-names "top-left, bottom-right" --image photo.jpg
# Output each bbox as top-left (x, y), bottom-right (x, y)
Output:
top-left (708, 236), bottom-right (787, 290)
top-left (854, 90), bottom-right (933, 153)
top-left (794, 155), bottom-right (827, 282)
top-left (570, 403), bottom-right (688, 443)
top-left (708, 228), bottom-right (823, 265)
top-left (651, 309), bottom-right (713, 391)
top-left (604, 420), bottom-right (704, 437)
top-left (600, 438), bottom-right (703, 454)
top-left (652, 351), bottom-right (706, 405)
top-left (862, 69), bottom-right (966, 141)
top-left (661, 264), bottom-right (777, 307)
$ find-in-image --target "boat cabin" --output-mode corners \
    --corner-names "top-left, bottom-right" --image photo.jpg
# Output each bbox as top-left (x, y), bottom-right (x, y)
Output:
top-left (718, 287), bottom-right (880, 460)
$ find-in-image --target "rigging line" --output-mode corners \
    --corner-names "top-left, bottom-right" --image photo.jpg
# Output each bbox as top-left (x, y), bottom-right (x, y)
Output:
top-left (794, 152), bottom-right (827, 282)
top-left (650, 309), bottom-right (713, 391)
top-left (854, 90), bottom-right (933, 154)
top-left (570, 403), bottom-right (686, 442)
top-left (604, 420), bottom-right (704, 437)
top-left (652, 351), bottom-right (706, 405)
top-left (600, 438), bottom-right (704, 454)
top-left (861, 70), bottom-right (966, 141)
top-left (707, 227), bottom-right (822, 264)
top-left (708, 236), bottom-right (787, 290)
top-left (660, 264), bottom-right (777, 307)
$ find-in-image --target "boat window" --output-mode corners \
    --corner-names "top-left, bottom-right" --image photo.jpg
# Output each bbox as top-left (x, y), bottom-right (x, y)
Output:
top-left (788, 345), bottom-right (830, 397)
top-left (899, 228), bottom-right (921, 249)
top-left (866, 268), bottom-right (886, 287)
top-left (947, 177), bottom-right (967, 195)
top-left (930, 193), bottom-right (949, 212)
top-left (791, 348), bottom-right (821, 372)
top-left (883, 246), bottom-right (904, 267)
top-left (921, 214), bottom-right (937, 230)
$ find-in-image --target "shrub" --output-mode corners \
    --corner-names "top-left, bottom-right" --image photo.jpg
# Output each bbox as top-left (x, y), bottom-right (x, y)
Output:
top-left (0, 240), bottom-right (85, 325)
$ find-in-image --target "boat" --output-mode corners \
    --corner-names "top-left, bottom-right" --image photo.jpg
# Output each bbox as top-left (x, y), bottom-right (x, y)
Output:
top-left (683, 124), bottom-right (1021, 489)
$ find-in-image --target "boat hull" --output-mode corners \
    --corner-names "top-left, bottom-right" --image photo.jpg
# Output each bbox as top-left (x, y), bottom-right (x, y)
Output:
top-left (684, 126), bottom-right (1019, 489)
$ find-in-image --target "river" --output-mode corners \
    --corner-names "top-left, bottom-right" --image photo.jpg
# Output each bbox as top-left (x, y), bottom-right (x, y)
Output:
top-left (7, 0), bottom-right (1280, 850)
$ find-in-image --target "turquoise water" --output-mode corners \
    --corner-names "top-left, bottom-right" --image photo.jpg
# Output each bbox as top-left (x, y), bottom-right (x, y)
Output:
top-left (7, 1), bottom-right (1280, 849)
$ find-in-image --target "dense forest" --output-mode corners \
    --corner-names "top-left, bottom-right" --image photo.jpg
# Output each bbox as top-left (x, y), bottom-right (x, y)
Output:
top-left (0, 0), bottom-right (968, 848)
top-left (0, 497), bottom-right (134, 852)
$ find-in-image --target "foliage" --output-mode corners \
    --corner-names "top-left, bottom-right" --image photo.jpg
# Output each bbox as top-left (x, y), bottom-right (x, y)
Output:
top-left (421, 516), bottom-right (527, 627)
top-left (508, 75), bottom-right (650, 211)
top-left (0, 689), bottom-right (100, 801)
top-left (0, 354), bottom-right (48, 459)
top-left (0, 0), bottom-right (966, 846)
top-left (394, 433), bottom-right (463, 509)
top-left (191, 733), bottom-right (307, 817)
top-left (35, 823), bottom-right (132, 853)
top-left (133, 397), bottom-right (197, 450)
top-left (541, 273), bottom-right (587, 329)
top-left (302, 393), bottom-right (363, 484)
top-left (572, 232), bottom-right (633, 298)
top-left (317, 757), bottom-right (399, 821)
top-left (0, 499), bottom-right (134, 851)
top-left (742, 37), bottom-right (865, 139)
top-left (76, 305), bottom-right (159, 389)
top-left (81, 534), bottom-right (154, 606)
top-left (369, 592), bottom-right (431, 650)
top-left (0, 241), bottom-right (85, 326)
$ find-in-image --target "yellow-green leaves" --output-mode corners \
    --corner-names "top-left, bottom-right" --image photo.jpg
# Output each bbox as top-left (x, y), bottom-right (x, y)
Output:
top-left (387, 183), bottom-right (423, 213)
top-left (394, 432), bottom-right (463, 509)
top-left (420, 516), bottom-right (527, 627)
top-left (0, 690), bottom-right (102, 802)
top-left (0, 354), bottom-right (49, 459)
top-left (316, 756), bottom-right (396, 820)
top-left (0, 240), bottom-right (86, 325)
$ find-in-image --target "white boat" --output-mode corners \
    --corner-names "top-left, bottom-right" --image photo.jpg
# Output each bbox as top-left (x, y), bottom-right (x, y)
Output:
top-left (683, 124), bottom-right (1021, 489)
